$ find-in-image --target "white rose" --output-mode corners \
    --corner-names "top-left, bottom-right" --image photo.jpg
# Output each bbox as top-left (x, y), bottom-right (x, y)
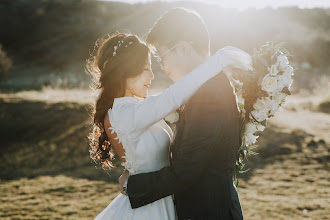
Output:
top-left (253, 97), bottom-right (273, 111)
top-left (269, 100), bottom-right (280, 115)
top-left (244, 131), bottom-right (258, 146)
top-left (282, 66), bottom-right (293, 88)
top-left (277, 74), bottom-right (292, 90)
top-left (256, 123), bottom-right (265, 131)
top-left (251, 97), bottom-right (279, 121)
top-left (165, 111), bottom-right (179, 124)
top-left (261, 74), bottom-right (278, 94)
top-left (269, 65), bottom-right (279, 76)
top-left (245, 122), bottom-right (257, 134)
top-left (253, 98), bottom-right (266, 111)
top-left (283, 65), bottom-right (294, 76)
top-left (250, 109), bottom-right (268, 122)
top-left (273, 92), bottom-right (287, 105)
top-left (260, 97), bottom-right (279, 114)
top-left (276, 74), bottom-right (286, 91)
top-left (245, 122), bottom-right (265, 135)
top-left (276, 54), bottom-right (289, 71)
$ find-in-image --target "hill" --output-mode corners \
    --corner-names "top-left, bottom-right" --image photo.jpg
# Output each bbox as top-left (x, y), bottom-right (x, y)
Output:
top-left (0, 0), bottom-right (329, 81)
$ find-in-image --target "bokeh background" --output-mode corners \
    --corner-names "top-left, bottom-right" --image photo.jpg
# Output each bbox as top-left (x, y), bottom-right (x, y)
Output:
top-left (0, 0), bottom-right (329, 219)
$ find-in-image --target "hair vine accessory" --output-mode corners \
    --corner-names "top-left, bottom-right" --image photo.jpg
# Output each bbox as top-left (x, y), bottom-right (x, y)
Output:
top-left (103, 38), bottom-right (134, 69)
top-left (113, 41), bottom-right (121, 56)
top-left (112, 39), bottom-right (133, 57)
top-left (125, 41), bottom-right (133, 47)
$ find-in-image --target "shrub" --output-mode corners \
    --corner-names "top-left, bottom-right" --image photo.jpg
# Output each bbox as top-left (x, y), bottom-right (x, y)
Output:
top-left (0, 44), bottom-right (12, 80)
top-left (318, 99), bottom-right (330, 114)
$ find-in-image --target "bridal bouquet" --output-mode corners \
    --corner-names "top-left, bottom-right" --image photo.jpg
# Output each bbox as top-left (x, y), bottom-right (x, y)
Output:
top-left (226, 42), bottom-right (295, 184)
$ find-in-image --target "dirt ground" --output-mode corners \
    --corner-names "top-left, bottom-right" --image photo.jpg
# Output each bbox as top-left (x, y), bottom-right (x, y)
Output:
top-left (0, 87), bottom-right (329, 220)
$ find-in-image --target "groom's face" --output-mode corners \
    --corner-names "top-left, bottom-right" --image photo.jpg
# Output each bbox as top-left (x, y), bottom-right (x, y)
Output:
top-left (155, 42), bottom-right (205, 82)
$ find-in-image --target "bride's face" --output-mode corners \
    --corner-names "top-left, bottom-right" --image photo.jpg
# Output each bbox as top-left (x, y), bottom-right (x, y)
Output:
top-left (125, 56), bottom-right (154, 98)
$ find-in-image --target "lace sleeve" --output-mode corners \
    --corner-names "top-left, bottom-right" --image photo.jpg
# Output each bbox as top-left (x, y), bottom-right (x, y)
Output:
top-left (107, 107), bottom-right (137, 174)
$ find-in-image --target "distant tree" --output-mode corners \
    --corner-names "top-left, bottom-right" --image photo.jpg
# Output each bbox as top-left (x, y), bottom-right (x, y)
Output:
top-left (0, 44), bottom-right (12, 80)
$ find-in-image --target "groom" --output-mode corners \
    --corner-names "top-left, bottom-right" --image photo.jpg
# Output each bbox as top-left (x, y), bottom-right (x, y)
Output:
top-left (119, 8), bottom-right (244, 220)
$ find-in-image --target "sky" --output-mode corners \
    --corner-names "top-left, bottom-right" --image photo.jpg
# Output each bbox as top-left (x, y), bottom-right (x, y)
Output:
top-left (100, 0), bottom-right (330, 10)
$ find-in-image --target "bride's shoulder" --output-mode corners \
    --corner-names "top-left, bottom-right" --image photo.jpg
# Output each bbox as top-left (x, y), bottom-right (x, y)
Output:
top-left (112, 96), bottom-right (138, 109)
top-left (107, 97), bottom-right (138, 130)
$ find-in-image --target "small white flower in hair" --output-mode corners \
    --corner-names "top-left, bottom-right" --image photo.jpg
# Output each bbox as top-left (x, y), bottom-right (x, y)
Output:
top-left (113, 52), bottom-right (116, 56)
top-left (114, 46), bottom-right (118, 51)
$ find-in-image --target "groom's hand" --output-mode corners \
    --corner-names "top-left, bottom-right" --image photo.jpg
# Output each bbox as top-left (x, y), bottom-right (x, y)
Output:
top-left (118, 169), bottom-right (130, 195)
top-left (216, 46), bottom-right (253, 72)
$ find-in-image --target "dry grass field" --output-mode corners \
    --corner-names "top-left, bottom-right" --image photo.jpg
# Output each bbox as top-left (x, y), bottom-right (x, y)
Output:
top-left (0, 78), bottom-right (329, 219)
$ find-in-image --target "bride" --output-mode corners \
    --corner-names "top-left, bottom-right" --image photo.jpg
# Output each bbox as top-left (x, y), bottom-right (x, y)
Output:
top-left (87, 32), bottom-right (251, 219)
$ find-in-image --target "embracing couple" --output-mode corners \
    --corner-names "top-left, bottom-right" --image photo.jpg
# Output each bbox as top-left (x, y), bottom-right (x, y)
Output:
top-left (89, 7), bottom-right (252, 220)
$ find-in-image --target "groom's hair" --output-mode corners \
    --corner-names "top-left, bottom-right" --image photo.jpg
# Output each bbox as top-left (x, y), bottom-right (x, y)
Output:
top-left (146, 7), bottom-right (210, 55)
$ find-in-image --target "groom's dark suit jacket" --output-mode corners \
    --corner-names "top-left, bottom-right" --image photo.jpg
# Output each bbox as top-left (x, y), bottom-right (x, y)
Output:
top-left (127, 73), bottom-right (243, 220)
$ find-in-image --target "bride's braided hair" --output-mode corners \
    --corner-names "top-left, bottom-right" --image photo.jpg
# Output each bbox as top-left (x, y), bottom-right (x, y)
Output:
top-left (86, 32), bottom-right (151, 169)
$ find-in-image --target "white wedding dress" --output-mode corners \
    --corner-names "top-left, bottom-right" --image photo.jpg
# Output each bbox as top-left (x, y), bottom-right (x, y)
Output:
top-left (94, 48), bottom-right (251, 220)
top-left (95, 96), bottom-right (176, 220)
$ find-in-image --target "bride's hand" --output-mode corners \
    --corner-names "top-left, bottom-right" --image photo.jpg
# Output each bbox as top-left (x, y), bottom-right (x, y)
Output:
top-left (118, 169), bottom-right (130, 195)
top-left (215, 46), bottom-right (253, 72)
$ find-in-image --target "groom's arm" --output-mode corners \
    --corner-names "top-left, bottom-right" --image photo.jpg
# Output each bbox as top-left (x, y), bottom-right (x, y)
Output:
top-left (127, 86), bottom-right (224, 209)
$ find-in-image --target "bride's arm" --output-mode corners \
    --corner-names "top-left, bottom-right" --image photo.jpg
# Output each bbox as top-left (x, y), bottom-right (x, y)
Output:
top-left (116, 47), bottom-right (251, 138)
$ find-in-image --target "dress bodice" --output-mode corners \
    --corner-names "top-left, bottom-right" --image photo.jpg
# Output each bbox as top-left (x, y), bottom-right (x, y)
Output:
top-left (131, 118), bottom-right (173, 174)
top-left (108, 97), bottom-right (174, 174)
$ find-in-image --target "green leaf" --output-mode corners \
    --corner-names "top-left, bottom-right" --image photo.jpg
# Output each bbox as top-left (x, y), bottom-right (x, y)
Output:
top-left (239, 168), bottom-right (250, 173)
top-left (238, 102), bottom-right (244, 109)
top-left (272, 42), bottom-right (286, 59)
top-left (260, 45), bottom-right (268, 51)
top-left (274, 42), bottom-right (285, 53)
top-left (259, 57), bottom-right (269, 67)
top-left (247, 144), bottom-right (258, 150)
top-left (247, 150), bottom-right (259, 155)
top-left (261, 120), bottom-right (267, 127)
top-left (280, 47), bottom-right (292, 56)
top-left (282, 87), bottom-right (291, 95)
